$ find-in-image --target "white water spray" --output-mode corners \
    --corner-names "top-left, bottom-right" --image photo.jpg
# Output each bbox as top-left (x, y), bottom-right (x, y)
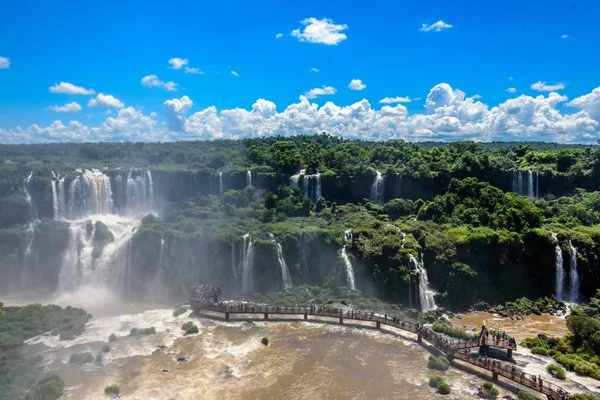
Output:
top-left (409, 254), bottom-right (436, 311)
top-left (552, 233), bottom-right (565, 301)
top-left (371, 171), bottom-right (384, 205)
top-left (341, 229), bottom-right (356, 290)
top-left (568, 240), bottom-right (580, 303)
top-left (218, 172), bottom-right (223, 197)
top-left (270, 234), bottom-right (293, 289)
top-left (241, 234), bottom-right (254, 293)
top-left (246, 171), bottom-right (252, 187)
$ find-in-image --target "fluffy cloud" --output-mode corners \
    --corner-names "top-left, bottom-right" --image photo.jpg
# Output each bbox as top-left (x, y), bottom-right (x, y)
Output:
top-left (231, 71), bottom-right (239, 77)
top-left (3, 84), bottom-right (600, 144)
top-left (379, 96), bottom-right (412, 104)
top-left (348, 79), bottom-right (366, 91)
top-left (168, 58), bottom-right (188, 69)
top-left (0, 57), bottom-right (9, 69)
top-left (46, 102), bottom-right (82, 113)
top-left (141, 75), bottom-right (178, 91)
top-left (310, 67), bottom-right (319, 73)
top-left (87, 94), bottom-right (124, 109)
top-left (185, 67), bottom-right (203, 74)
top-left (420, 20), bottom-right (452, 32)
top-left (49, 82), bottom-right (95, 95)
top-left (507, 87), bottom-right (517, 93)
top-left (163, 96), bottom-right (193, 132)
top-left (305, 86), bottom-right (337, 99)
top-left (531, 81), bottom-right (565, 92)
top-left (291, 17), bottom-right (348, 45)
top-left (561, 34), bottom-right (569, 39)
top-left (276, 33), bottom-right (283, 39)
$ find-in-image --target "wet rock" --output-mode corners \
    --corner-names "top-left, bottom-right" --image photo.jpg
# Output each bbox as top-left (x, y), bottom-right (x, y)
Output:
top-left (162, 369), bottom-right (169, 373)
top-left (217, 365), bottom-right (234, 378)
top-left (176, 356), bottom-right (188, 362)
top-left (157, 345), bottom-right (167, 350)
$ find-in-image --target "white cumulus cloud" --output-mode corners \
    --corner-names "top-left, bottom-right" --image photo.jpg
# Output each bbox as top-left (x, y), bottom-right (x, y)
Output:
top-left (87, 93), bottom-right (124, 109)
top-left (348, 79), bottom-right (366, 91)
top-left (168, 58), bottom-right (189, 70)
top-left (49, 82), bottom-right (95, 95)
top-left (163, 96), bottom-right (193, 132)
top-left (46, 102), bottom-right (82, 113)
top-left (276, 33), bottom-right (283, 39)
top-left (507, 87), bottom-right (517, 93)
top-left (291, 17), bottom-right (348, 45)
top-left (420, 20), bottom-right (452, 32)
top-left (561, 34), bottom-right (569, 39)
top-left (141, 75), bottom-right (178, 91)
top-left (305, 86), bottom-right (337, 99)
top-left (231, 71), bottom-right (239, 77)
top-left (531, 81), bottom-right (565, 92)
top-left (379, 97), bottom-right (412, 104)
top-left (185, 67), bottom-right (203, 74)
top-left (568, 88), bottom-right (600, 121)
top-left (310, 67), bottom-right (319, 73)
top-left (0, 57), bottom-right (10, 69)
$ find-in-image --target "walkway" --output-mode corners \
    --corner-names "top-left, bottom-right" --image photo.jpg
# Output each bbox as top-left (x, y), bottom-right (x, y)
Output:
top-left (191, 300), bottom-right (572, 400)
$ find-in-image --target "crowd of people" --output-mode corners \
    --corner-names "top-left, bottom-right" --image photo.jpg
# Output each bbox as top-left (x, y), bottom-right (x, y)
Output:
top-left (479, 325), bottom-right (517, 349)
top-left (191, 284), bottom-right (222, 302)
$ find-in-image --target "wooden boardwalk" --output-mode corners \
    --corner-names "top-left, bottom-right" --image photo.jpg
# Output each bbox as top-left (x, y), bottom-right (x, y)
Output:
top-left (191, 300), bottom-right (572, 400)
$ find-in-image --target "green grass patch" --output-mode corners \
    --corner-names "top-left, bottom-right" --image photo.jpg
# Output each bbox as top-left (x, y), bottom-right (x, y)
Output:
top-left (427, 355), bottom-right (449, 371)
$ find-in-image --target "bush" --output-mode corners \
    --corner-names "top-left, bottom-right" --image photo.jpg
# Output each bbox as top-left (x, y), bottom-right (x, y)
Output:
top-left (129, 327), bottom-right (156, 336)
top-left (108, 333), bottom-right (117, 342)
top-left (24, 374), bottom-right (64, 400)
top-left (184, 324), bottom-right (199, 336)
top-left (59, 331), bottom-right (75, 341)
top-left (490, 387), bottom-right (499, 397)
top-left (182, 321), bottom-right (194, 331)
top-left (173, 306), bottom-right (187, 317)
top-left (427, 355), bottom-right (449, 371)
top-left (101, 344), bottom-right (111, 353)
top-left (261, 337), bottom-right (269, 346)
top-left (69, 352), bottom-right (94, 365)
top-left (547, 364), bottom-right (566, 380)
top-left (428, 376), bottom-right (444, 388)
top-left (437, 381), bottom-right (451, 395)
top-left (432, 321), bottom-right (476, 340)
top-left (530, 346), bottom-right (548, 356)
top-left (516, 390), bottom-right (536, 400)
top-left (482, 382), bottom-right (493, 390)
top-left (104, 384), bottom-right (120, 396)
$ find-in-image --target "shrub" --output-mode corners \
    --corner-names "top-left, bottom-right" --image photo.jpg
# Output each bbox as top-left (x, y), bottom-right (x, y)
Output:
top-left (184, 324), bottom-right (199, 335)
top-left (427, 355), bottom-right (449, 371)
top-left (490, 387), bottom-right (499, 397)
top-left (516, 390), bottom-right (535, 400)
top-left (428, 376), bottom-right (444, 388)
top-left (530, 347), bottom-right (548, 356)
top-left (546, 364), bottom-right (566, 380)
top-left (437, 381), bottom-right (451, 395)
top-left (24, 374), bottom-right (64, 400)
top-left (482, 382), bottom-right (493, 390)
top-left (173, 306), bottom-right (187, 317)
top-left (101, 344), bottom-right (111, 353)
top-left (104, 384), bottom-right (120, 396)
top-left (108, 333), bottom-right (117, 342)
top-left (129, 327), bottom-right (156, 336)
top-left (182, 322), bottom-right (194, 331)
top-left (261, 337), bottom-right (269, 346)
top-left (432, 321), bottom-right (476, 340)
top-left (69, 352), bottom-right (94, 365)
top-left (59, 331), bottom-right (75, 341)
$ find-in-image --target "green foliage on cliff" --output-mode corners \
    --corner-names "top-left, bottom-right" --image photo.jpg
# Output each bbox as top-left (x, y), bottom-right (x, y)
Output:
top-left (23, 374), bottom-right (64, 400)
top-left (0, 304), bottom-right (91, 350)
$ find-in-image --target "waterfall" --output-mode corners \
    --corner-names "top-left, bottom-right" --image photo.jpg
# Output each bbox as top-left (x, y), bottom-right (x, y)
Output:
top-left (536, 171), bottom-right (540, 199)
top-left (125, 171), bottom-right (147, 215)
top-left (527, 170), bottom-right (534, 198)
top-left (290, 169), bottom-right (321, 201)
top-left (231, 241), bottom-right (237, 279)
top-left (57, 176), bottom-right (66, 219)
top-left (67, 169), bottom-right (114, 218)
top-left (147, 170), bottom-right (154, 209)
top-left (401, 232), bottom-right (407, 248)
top-left (241, 234), bottom-right (254, 293)
top-left (51, 173), bottom-right (59, 219)
top-left (341, 229), bottom-right (356, 290)
top-left (395, 174), bottom-right (402, 198)
top-left (409, 254), bottom-right (436, 311)
top-left (246, 170), bottom-right (252, 187)
top-left (58, 216), bottom-right (139, 294)
top-left (218, 172), bottom-right (223, 197)
top-left (552, 233), bottom-right (565, 301)
top-left (300, 232), bottom-right (310, 283)
top-left (370, 171), bottom-right (384, 205)
top-left (23, 172), bottom-right (39, 258)
top-left (568, 240), bottom-right (580, 303)
top-left (23, 172), bottom-right (37, 220)
top-left (270, 234), bottom-right (293, 290)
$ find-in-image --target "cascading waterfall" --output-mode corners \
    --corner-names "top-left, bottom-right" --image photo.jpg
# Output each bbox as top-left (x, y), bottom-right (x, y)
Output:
top-left (409, 254), bottom-right (436, 311)
top-left (51, 171), bottom-right (59, 219)
top-left (126, 171), bottom-right (146, 215)
top-left (300, 231), bottom-right (310, 282)
top-left (568, 240), bottom-right (580, 303)
top-left (527, 170), bottom-right (534, 198)
top-left (23, 172), bottom-right (39, 258)
top-left (270, 234), bottom-right (293, 289)
top-left (341, 229), bottom-right (356, 290)
top-left (401, 232), bottom-right (407, 248)
top-left (57, 176), bottom-right (66, 219)
top-left (370, 171), bottom-right (384, 205)
top-left (241, 234), bottom-right (254, 293)
top-left (536, 171), bottom-right (540, 199)
top-left (147, 170), bottom-right (154, 209)
top-left (67, 169), bottom-right (114, 218)
top-left (218, 172), bottom-right (223, 197)
top-left (395, 174), bottom-right (402, 198)
top-left (552, 233), bottom-right (565, 301)
top-left (290, 169), bottom-right (321, 201)
top-left (246, 170), bottom-right (252, 187)
top-left (512, 170), bottom-right (538, 198)
top-left (231, 241), bottom-right (237, 279)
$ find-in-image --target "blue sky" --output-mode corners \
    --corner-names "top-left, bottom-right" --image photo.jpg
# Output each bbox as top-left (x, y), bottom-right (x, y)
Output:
top-left (1, 0), bottom-right (599, 143)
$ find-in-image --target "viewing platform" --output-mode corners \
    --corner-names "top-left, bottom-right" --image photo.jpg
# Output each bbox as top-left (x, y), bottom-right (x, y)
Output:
top-left (190, 299), bottom-right (572, 400)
